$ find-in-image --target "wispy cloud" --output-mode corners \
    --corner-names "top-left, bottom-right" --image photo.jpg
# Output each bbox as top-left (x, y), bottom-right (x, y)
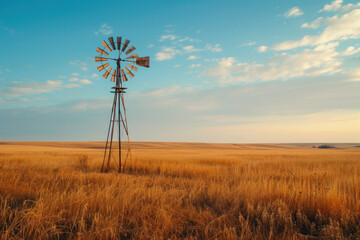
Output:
top-left (284, 7), bottom-right (303, 18)
top-left (205, 42), bottom-right (342, 83)
top-left (242, 41), bottom-right (256, 46)
top-left (94, 23), bottom-right (113, 35)
top-left (155, 47), bottom-right (181, 61)
top-left (188, 55), bottom-right (199, 60)
top-left (189, 64), bottom-right (201, 68)
top-left (159, 35), bottom-right (178, 41)
top-left (274, 9), bottom-right (360, 50)
top-left (206, 43), bottom-right (222, 52)
top-left (69, 60), bottom-right (88, 71)
top-left (320, 0), bottom-right (343, 12)
top-left (183, 45), bottom-right (201, 53)
top-left (0, 80), bottom-right (63, 97)
top-left (68, 77), bottom-right (92, 85)
top-left (301, 17), bottom-right (324, 29)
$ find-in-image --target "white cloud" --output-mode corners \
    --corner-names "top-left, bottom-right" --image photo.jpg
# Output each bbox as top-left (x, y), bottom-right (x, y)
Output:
top-left (205, 42), bottom-right (342, 83)
top-left (64, 83), bottom-right (80, 88)
top-left (188, 55), bottom-right (199, 60)
top-left (146, 86), bottom-right (182, 97)
top-left (178, 36), bottom-right (199, 43)
top-left (206, 43), bottom-right (222, 52)
top-left (155, 47), bottom-right (181, 61)
top-left (183, 45), bottom-right (201, 53)
top-left (258, 45), bottom-right (268, 52)
top-left (173, 64), bottom-right (182, 68)
top-left (0, 80), bottom-right (63, 97)
top-left (94, 23), bottom-right (113, 35)
top-left (91, 73), bottom-right (98, 78)
top-left (284, 7), bottom-right (304, 18)
top-left (0, 97), bottom-right (47, 104)
top-left (189, 64), bottom-right (201, 68)
top-left (341, 2), bottom-right (360, 12)
top-left (147, 44), bottom-right (155, 48)
top-left (319, 0), bottom-right (360, 12)
top-left (341, 46), bottom-right (360, 56)
top-left (159, 35), bottom-right (178, 41)
top-left (320, 0), bottom-right (343, 12)
top-left (68, 77), bottom-right (92, 84)
top-left (301, 17), bottom-right (324, 29)
top-left (69, 60), bottom-right (88, 71)
top-left (69, 77), bottom-right (79, 82)
top-left (79, 79), bottom-right (92, 84)
top-left (72, 72), bottom-right (80, 76)
top-left (346, 66), bottom-right (360, 81)
top-left (242, 41), bottom-right (256, 46)
top-left (274, 9), bottom-right (360, 50)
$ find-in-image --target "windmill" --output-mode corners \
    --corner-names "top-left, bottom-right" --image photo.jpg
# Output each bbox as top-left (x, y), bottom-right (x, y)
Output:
top-left (95, 36), bottom-right (149, 173)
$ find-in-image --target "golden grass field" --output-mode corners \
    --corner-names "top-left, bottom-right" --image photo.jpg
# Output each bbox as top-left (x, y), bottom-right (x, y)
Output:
top-left (0, 141), bottom-right (359, 239)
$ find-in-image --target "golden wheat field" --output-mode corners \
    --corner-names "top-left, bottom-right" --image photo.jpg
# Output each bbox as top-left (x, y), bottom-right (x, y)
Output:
top-left (0, 142), bottom-right (359, 239)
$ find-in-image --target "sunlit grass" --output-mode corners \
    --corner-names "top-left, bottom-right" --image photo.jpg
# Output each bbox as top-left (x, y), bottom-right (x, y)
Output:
top-left (0, 142), bottom-right (359, 239)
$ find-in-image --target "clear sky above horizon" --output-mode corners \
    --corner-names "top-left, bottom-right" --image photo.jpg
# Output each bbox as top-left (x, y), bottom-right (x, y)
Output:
top-left (1, 0), bottom-right (360, 143)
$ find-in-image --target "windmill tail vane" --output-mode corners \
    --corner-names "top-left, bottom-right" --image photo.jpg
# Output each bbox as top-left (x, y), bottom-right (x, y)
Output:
top-left (95, 36), bottom-right (149, 173)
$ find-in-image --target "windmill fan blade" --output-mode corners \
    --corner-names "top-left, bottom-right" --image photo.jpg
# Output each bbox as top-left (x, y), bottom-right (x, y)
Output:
top-left (127, 63), bottom-right (138, 72)
top-left (136, 56), bottom-right (150, 68)
top-left (110, 69), bottom-right (116, 82)
top-left (103, 67), bottom-right (112, 79)
top-left (108, 37), bottom-right (116, 50)
top-left (122, 39), bottom-right (130, 52)
top-left (125, 46), bottom-right (136, 55)
top-left (96, 47), bottom-right (109, 56)
top-left (125, 67), bottom-right (134, 78)
top-left (121, 69), bottom-right (128, 82)
top-left (116, 37), bottom-right (122, 50)
top-left (95, 57), bottom-right (108, 62)
top-left (97, 63), bottom-right (109, 72)
top-left (101, 40), bottom-right (112, 52)
top-left (126, 53), bottom-right (138, 59)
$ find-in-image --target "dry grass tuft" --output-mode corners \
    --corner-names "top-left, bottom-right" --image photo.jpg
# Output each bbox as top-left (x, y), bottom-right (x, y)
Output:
top-left (0, 142), bottom-right (359, 239)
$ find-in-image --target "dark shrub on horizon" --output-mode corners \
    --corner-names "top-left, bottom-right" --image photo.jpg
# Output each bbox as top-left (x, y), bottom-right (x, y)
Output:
top-left (317, 145), bottom-right (335, 149)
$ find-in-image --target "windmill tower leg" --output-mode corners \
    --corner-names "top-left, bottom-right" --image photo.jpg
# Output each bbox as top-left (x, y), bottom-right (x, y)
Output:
top-left (102, 91), bottom-right (117, 172)
top-left (117, 89), bottom-right (122, 173)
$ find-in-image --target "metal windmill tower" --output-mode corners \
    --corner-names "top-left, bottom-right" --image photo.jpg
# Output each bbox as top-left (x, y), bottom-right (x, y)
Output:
top-left (95, 36), bottom-right (149, 173)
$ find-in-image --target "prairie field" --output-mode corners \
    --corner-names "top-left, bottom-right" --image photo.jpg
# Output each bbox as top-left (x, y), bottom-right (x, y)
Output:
top-left (0, 142), bottom-right (359, 239)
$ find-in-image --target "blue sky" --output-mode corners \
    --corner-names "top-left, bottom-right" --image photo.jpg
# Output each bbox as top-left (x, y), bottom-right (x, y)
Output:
top-left (1, 0), bottom-right (360, 142)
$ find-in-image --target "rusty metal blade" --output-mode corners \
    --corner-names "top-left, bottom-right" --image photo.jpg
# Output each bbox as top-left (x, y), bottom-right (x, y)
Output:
top-left (121, 69), bottom-right (128, 82)
top-left (126, 53), bottom-right (138, 59)
top-left (103, 67), bottom-right (112, 79)
top-left (108, 37), bottom-right (116, 50)
top-left (101, 40), bottom-right (112, 52)
top-left (127, 63), bottom-right (138, 72)
top-left (97, 63), bottom-right (109, 72)
top-left (125, 67), bottom-right (134, 78)
top-left (96, 47), bottom-right (109, 56)
top-left (95, 57), bottom-right (108, 62)
top-left (110, 69), bottom-right (116, 82)
top-left (135, 56), bottom-right (150, 68)
top-left (116, 37), bottom-right (122, 50)
top-left (121, 39), bottom-right (130, 52)
top-left (125, 46), bottom-right (136, 55)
